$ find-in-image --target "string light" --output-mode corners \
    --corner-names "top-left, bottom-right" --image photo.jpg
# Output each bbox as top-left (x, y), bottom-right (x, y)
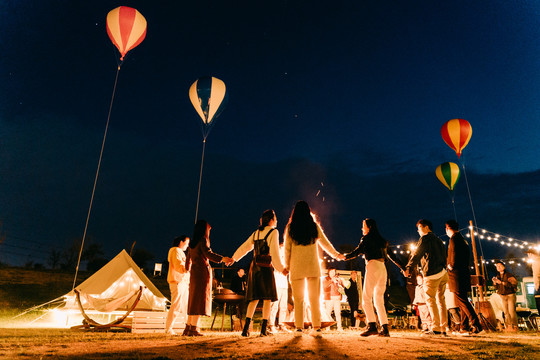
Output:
top-left (463, 226), bottom-right (539, 252)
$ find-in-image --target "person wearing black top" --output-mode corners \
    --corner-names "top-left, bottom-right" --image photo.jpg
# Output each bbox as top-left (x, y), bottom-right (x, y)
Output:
top-left (345, 218), bottom-right (390, 337)
top-left (230, 268), bottom-right (247, 320)
top-left (445, 220), bottom-right (483, 334)
top-left (405, 219), bottom-right (448, 335)
top-left (492, 260), bottom-right (518, 331)
top-left (344, 270), bottom-right (362, 328)
top-left (230, 268), bottom-right (247, 295)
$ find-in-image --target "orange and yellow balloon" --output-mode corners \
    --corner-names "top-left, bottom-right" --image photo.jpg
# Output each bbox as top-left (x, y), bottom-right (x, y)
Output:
top-left (441, 119), bottom-right (472, 158)
top-left (106, 7), bottom-right (147, 61)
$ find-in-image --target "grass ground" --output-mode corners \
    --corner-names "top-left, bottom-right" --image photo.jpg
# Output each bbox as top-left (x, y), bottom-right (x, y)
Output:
top-left (0, 328), bottom-right (538, 360)
top-left (1, 267), bottom-right (538, 359)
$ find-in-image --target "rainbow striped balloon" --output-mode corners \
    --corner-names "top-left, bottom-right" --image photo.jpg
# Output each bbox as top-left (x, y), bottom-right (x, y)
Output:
top-left (436, 162), bottom-right (460, 191)
top-left (441, 119), bottom-right (472, 158)
top-left (189, 77), bottom-right (228, 137)
top-left (106, 7), bottom-right (147, 61)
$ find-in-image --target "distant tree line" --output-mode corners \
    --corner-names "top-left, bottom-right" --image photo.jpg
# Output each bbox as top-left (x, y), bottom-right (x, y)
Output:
top-left (44, 238), bottom-right (156, 273)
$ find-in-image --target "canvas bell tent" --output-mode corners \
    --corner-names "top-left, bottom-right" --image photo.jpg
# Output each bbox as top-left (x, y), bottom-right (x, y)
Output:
top-left (26, 249), bottom-right (168, 329)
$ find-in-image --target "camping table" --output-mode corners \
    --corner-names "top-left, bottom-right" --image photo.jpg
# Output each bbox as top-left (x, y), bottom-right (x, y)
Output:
top-left (211, 289), bottom-right (244, 331)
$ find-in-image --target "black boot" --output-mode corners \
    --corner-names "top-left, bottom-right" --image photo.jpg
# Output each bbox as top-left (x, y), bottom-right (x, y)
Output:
top-left (242, 317), bottom-right (251, 337)
top-left (260, 319), bottom-right (271, 337)
top-left (378, 324), bottom-right (390, 337)
top-left (361, 322), bottom-right (379, 337)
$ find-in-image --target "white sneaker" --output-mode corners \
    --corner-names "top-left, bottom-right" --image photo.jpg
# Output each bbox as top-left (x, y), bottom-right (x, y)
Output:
top-left (294, 329), bottom-right (303, 337)
top-left (165, 329), bottom-right (177, 336)
top-left (309, 328), bottom-right (323, 338)
top-left (278, 325), bottom-right (292, 333)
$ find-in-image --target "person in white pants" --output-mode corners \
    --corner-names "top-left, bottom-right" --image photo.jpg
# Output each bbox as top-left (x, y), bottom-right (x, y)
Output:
top-left (323, 267), bottom-right (344, 331)
top-left (345, 218), bottom-right (390, 337)
top-left (165, 235), bottom-right (190, 335)
top-left (270, 242), bottom-right (290, 332)
top-left (284, 201), bottom-right (345, 338)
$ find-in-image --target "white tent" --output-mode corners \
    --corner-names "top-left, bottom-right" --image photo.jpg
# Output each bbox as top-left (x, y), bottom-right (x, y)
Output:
top-left (63, 249), bottom-right (167, 312)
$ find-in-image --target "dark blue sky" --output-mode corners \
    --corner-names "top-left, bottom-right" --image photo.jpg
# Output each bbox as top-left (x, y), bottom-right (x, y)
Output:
top-left (0, 1), bottom-right (539, 269)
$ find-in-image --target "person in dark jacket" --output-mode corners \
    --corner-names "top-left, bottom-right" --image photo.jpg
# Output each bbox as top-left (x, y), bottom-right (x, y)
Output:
top-left (230, 268), bottom-right (247, 320)
top-left (492, 260), bottom-right (518, 331)
top-left (445, 220), bottom-right (482, 334)
top-left (230, 268), bottom-right (247, 295)
top-left (344, 270), bottom-right (362, 328)
top-left (184, 220), bottom-right (233, 336)
top-left (404, 219), bottom-right (448, 335)
top-left (345, 218), bottom-right (390, 337)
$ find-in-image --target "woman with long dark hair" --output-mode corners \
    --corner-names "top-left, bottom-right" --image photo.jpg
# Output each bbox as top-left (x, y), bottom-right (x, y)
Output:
top-left (345, 218), bottom-right (390, 337)
top-left (232, 209), bottom-right (288, 336)
top-left (184, 220), bottom-right (233, 336)
top-left (284, 200), bottom-right (345, 337)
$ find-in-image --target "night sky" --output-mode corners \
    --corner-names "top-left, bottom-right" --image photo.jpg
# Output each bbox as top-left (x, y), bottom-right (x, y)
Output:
top-left (1, 1), bottom-right (539, 272)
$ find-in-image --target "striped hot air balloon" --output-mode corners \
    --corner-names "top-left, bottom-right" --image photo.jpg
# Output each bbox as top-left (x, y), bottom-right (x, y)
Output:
top-left (189, 77), bottom-right (228, 138)
top-left (106, 7), bottom-right (147, 61)
top-left (436, 162), bottom-right (460, 191)
top-left (441, 119), bottom-right (472, 158)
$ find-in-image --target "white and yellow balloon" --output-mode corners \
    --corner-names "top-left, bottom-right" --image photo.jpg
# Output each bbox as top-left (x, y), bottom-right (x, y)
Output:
top-left (190, 76), bottom-right (228, 222)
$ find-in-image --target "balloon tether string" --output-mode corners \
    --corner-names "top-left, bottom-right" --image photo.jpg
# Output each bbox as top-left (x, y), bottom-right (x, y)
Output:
top-left (72, 65), bottom-right (121, 291)
top-left (195, 137), bottom-right (207, 224)
top-left (461, 160), bottom-right (486, 274)
top-left (451, 193), bottom-right (457, 221)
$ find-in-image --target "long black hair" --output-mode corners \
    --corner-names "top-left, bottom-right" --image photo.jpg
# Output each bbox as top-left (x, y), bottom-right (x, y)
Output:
top-left (286, 201), bottom-right (318, 246)
top-left (258, 209), bottom-right (276, 231)
top-left (364, 218), bottom-right (388, 248)
top-left (190, 219), bottom-right (210, 249)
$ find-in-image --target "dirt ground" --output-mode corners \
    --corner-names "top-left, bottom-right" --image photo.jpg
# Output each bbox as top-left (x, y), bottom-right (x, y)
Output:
top-left (0, 328), bottom-right (539, 360)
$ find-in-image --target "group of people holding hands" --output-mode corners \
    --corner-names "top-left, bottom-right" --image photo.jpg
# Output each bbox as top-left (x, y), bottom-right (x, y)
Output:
top-left (165, 199), bottom-right (538, 338)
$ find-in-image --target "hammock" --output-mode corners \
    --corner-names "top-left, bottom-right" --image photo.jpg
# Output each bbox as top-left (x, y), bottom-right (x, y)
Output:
top-left (72, 286), bottom-right (144, 331)
top-left (79, 289), bottom-right (141, 312)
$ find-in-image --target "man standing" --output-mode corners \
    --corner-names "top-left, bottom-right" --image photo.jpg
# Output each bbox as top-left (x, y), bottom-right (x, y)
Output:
top-left (323, 267), bottom-right (344, 331)
top-left (165, 235), bottom-right (190, 335)
top-left (230, 268), bottom-right (247, 296)
top-left (230, 268), bottom-right (247, 320)
top-left (445, 220), bottom-right (483, 334)
top-left (344, 270), bottom-right (363, 328)
top-left (405, 219), bottom-right (448, 335)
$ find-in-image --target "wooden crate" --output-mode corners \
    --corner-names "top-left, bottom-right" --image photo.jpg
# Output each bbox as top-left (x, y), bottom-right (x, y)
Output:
top-left (131, 311), bottom-right (185, 333)
top-left (131, 311), bottom-right (167, 333)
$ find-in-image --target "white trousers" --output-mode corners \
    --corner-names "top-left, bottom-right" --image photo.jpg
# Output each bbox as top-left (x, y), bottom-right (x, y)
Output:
top-left (166, 280), bottom-right (188, 331)
top-left (291, 277), bottom-right (321, 329)
top-left (324, 296), bottom-right (342, 329)
top-left (500, 293), bottom-right (518, 327)
top-left (362, 260), bottom-right (388, 325)
top-left (270, 287), bottom-right (288, 326)
top-left (423, 271), bottom-right (448, 332)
